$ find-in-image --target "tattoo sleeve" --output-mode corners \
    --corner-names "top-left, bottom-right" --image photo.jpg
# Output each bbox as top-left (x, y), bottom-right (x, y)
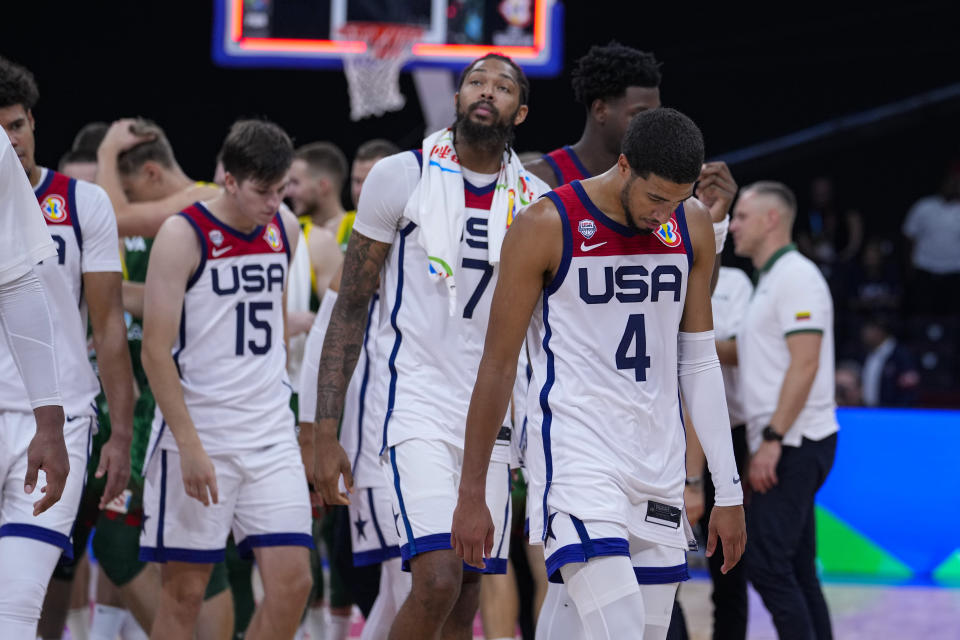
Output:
top-left (315, 231), bottom-right (391, 425)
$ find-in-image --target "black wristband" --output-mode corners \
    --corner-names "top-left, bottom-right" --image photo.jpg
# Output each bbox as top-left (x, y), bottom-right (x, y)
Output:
top-left (762, 425), bottom-right (783, 442)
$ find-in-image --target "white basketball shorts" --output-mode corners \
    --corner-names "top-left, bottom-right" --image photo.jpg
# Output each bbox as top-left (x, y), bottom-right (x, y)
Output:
top-left (386, 438), bottom-right (512, 574)
top-left (140, 437), bottom-right (312, 563)
top-left (0, 411), bottom-right (91, 557)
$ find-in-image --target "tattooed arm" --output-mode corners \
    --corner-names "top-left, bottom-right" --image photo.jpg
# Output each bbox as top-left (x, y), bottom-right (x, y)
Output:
top-left (306, 231), bottom-right (391, 505)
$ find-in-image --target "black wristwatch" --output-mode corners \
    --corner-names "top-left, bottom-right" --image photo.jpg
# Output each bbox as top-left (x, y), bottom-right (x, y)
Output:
top-left (762, 425), bottom-right (783, 442)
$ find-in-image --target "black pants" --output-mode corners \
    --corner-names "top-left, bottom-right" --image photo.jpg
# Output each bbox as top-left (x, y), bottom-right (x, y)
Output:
top-left (746, 433), bottom-right (837, 640)
top-left (703, 424), bottom-right (749, 640)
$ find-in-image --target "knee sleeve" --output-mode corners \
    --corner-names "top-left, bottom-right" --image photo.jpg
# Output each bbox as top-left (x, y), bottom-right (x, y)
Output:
top-left (0, 537), bottom-right (61, 637)
top-left (562, 556), bottom-right (638, 616)
top-left (535, 583), bottom-right (582, 640)
top-left (638, 583), bottom-right (679, 640)
top-left (562, 556), bottom-right (645, 640)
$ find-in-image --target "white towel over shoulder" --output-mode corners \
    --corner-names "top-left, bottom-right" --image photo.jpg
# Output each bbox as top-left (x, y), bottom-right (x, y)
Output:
top-left (403, 127), bottom-right (544, 314)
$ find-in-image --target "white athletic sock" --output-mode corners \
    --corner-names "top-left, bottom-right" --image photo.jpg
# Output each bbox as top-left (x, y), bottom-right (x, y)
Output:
top-left (66, 607), bottom-right (90, 640)
top-left (329, 611), bottom-right (351, 640)
top-left (119, 609), bottom-right (149, 640)
top-left (535, 582), bottom-right (584, 640)
top-left (89, 604), bottom-right (124, 640)
top-left (305, 606), bottom-right (328, 640)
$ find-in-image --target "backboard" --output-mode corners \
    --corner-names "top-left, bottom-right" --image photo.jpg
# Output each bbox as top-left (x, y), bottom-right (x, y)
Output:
top-left (212, 0), bottom-right (563, 76)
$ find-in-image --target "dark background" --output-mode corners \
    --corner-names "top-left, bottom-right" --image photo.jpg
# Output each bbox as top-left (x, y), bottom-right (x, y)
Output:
top-left (3, 1), bottom-right (959, 234)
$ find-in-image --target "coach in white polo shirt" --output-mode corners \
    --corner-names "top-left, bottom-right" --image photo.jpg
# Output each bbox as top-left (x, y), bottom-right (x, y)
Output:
top-left (728, 181), bottom-right (838, 640)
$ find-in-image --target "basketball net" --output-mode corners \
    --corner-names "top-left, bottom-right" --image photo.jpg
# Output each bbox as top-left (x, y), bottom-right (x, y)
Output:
top-left (339, 22), bottom-right (423, 121)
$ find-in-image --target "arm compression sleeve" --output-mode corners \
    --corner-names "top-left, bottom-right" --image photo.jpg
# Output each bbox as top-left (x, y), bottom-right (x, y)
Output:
top-left (0, 268), bottom-right (61, 408)
top-left (677, 330), bottom-right (743, 506)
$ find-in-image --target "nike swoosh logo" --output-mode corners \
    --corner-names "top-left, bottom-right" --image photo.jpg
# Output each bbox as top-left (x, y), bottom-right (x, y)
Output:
top-left (733, 476), bottom-right (741, 484)
top-left (580, 241), bottom-right (607, 252)
top-left (211, 246), bottom-right (232, 258)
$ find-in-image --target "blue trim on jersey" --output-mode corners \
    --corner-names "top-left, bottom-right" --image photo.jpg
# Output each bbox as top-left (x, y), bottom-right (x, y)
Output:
top-left (173, 309), bottom-right (186, 378)
top-left (367, 487), bottom-right (390, 551)
top-left (157, 450), bottom-right (168, 551)
top-left (195, 201), bottom-right (263, 243)
top-left (179, 212), bottom-right (208, 292)
top-left (545, 537), bottom-right (631, 583)
top-left (411, 149), bottom-right (423, 170)
top-left (535, 194), bottom-right (573, 540)
top-left (543, 191), bottom-right (573, 295)
top-left (463, 178), bottom-right (497, 196)
top-left (674, 202), bottom-right (694, 271)
top-left (380, 223), bottom-right (416, 454)
top-left (352, 295), bottom-right (378, 477)
top-left (273, 211), bottom-right (292, 264)
top-left (389, 447), bottom-right (417, 559)
top-left (634, 563), bottom-right (690, 585)
top-left (494, 466), bottom-right (511, 560)
top-left (0, 524), bottom-right (72, 555)
top-left (148, 420), bottom-right (167, 466)
top-left (564, 146), bottom-right (592, 180)
top-left (236, 533), bottom-right (314, 559)
top-left (541, 153), bottom-right (565, 187)
top-left (537, 293), bottom-right (557, 542)
top-left (33, 168), bottom-right (55, 195)
top-left (353, 545), bottom-right (401, 567)
top-left (570, 180), bottom-right (637, 237)
top-left (139, 546), bottom-right (226, 564)
top-left (66, 177), bottom-right (83, 258)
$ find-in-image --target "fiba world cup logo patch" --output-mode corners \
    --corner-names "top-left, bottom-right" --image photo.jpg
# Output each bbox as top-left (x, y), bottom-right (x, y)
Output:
top-left (264, 223), bottom-right (283, 252)
top-left (655, 219), bottom-right (682, 248)
top-left (578, 219), bottom-right (597, 239)
top-left (208, 229), bottom-right (224, 246)
top-left (41, 194), bottom-right (68, 223)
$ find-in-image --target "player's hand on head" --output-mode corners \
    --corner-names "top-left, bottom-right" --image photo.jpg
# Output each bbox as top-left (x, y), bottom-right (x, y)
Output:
top-left (24, 405), bottom-right (70, 516)
top-left (706, 504), bottom-right (746, 574)
top-left (179, 443), bottom-right (219, 506)
top-left (96, 432), bottom-right (133, 510)
top-left (695, 161), bottom-right (738, 223)
top-left (101, 118), bottom-right (157, 155)
top-left (450, 493), bottom-right (495, 570)
top-left (748, 441), bottom-right (781, 494)
top-left (314, 433), bottom-right (352, 506)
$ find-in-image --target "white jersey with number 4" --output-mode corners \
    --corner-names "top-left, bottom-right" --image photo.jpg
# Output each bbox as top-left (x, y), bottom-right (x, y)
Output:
top-left (525, 181), bottom-right (694, 550)
top-left (147, 203), bottom-right (294, 458)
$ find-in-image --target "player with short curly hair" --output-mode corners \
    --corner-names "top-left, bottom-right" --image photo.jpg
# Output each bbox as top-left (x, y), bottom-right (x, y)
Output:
top-left (525, 42), bottom-right (662, 189)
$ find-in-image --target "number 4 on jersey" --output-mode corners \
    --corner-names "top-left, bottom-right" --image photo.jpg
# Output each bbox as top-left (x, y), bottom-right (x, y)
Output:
top-left (616, 313), bottom-right (651, 381)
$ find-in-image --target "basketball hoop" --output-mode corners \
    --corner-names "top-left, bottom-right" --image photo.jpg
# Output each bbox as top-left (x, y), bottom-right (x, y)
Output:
top-left (339, 22), bottom-right (423, 121)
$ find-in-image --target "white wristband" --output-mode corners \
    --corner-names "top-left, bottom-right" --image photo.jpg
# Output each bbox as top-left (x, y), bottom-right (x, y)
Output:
top-left (713, 215), bottom-right (729, 255)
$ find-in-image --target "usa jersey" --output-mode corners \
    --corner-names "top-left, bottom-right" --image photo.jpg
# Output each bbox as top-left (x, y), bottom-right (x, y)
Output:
top-left (355, 151), bottom-right (549, 454)
top-left (147, 204), bottom-right (294, 456)
top-left (525, 181), bottom-right (693, 550)
top-left (542, 146), bottom-right (592, 186)
top-left (34, 168), bottom-right (123, 331)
